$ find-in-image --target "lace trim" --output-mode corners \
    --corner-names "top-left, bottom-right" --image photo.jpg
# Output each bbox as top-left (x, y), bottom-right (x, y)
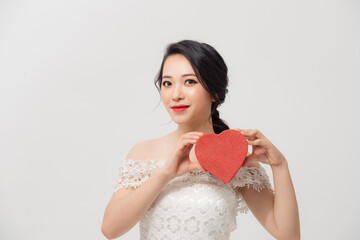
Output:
top-left (229, 166), bottom-right (274, 214)
top-left (113, 158), bottom-right (166, 192)
top-left (113, 158), bottom-right (274, 215)
top-left (165, 166), bottom-right (274, 214)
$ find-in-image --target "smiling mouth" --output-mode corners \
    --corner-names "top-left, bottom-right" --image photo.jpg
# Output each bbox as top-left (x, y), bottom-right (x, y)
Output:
top-left (171, 106), bottom-right (189, 112)
top-left (171, 105), bottom-right (190, 108)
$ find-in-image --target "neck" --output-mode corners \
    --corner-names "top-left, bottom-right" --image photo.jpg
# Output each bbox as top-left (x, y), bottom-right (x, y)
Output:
top-left (173, 119), bottom-right (216, 138)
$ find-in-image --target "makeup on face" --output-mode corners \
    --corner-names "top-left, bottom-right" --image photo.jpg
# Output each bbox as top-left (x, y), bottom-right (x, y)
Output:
top-left (171, 105), bottom-right (190, 112)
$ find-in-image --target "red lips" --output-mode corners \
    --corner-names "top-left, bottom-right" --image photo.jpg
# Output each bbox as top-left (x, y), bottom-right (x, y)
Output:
top-left (172, 105), bottom-right (190, 108)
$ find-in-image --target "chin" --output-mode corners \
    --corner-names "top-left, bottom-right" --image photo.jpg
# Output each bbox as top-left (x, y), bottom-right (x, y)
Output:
top-left (173, 116), bottom-right (198, 125)
top-left (172, 118), bottom-right (186, 124)
top-left (170, 116), bottom-right (189, 124)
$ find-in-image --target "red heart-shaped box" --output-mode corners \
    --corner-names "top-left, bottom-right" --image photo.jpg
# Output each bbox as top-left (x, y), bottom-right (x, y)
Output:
top-left (194, 129), bottom-right (248, 184)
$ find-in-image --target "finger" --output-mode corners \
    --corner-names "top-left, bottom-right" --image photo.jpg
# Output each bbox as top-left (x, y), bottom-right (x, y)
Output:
top-left (239, 129), bottom-right (255, 141)
top-left (186, 139), bottom-right (197, 144)
top-left (248, 139), bottom-right (262, 146)
top-left (241, 130), bottom-right (257, 141)
top-left (184, 135), bottom-right (201, 141)
top-left (240, 129), bottom-right (248, 135)
top-left (187, 135), bottom-right (200, 140)
top-left (242, 129), bottom-right (262, 141)
top-left (236, 128), bottom-right (247, 135)
top-left (179, 139), bottom-right (197, 150)
top-left (250, 129), bottom-right (265, 139)
top-left (188, 132), bottom-right (204, 136)
top-left (240, 130), bottom-right (256, 141)
top-left (185, 133), bottom-right (203, 140)
top-left (241, 129), bottom-right (263, 137)
top-left (189, 162), bottom-right (208, 172)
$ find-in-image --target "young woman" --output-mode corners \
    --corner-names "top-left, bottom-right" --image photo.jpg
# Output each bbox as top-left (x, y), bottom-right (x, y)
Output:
top-left (101, 40), bottom-right (300, 240)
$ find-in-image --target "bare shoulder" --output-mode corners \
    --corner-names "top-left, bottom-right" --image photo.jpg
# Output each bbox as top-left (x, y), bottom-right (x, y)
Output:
top-left (109, 139), bottom-right (156, 200)
top-left (125, 132), bottom-right (174, 161)
top-left (125, 138), bottom-right (157, 160)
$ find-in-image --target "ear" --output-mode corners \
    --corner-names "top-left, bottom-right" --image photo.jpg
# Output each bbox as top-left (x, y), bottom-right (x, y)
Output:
top-left (211, 93), bottom-right (218, 102)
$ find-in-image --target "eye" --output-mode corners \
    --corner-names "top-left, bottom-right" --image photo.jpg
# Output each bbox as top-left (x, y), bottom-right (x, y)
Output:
top-left (162, 81), bottom-right (171, 87)
top-left (185, 79), bottom-right (197, 84)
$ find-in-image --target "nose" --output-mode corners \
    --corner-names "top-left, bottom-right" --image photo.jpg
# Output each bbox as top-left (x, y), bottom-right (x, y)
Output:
top-left (172, 83), bottom-right (184, 101)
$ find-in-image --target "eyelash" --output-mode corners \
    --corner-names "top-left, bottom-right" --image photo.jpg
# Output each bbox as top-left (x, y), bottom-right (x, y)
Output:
top-left (162, 79), bottom-right (197, 87)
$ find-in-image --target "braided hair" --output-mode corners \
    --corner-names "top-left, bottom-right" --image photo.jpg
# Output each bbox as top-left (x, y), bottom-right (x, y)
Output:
top-left (154, 39), bottom-right (230, 134)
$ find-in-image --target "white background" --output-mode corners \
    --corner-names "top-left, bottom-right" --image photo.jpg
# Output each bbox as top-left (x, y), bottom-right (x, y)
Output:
top-left (0, 0), bottom-right (359, 239)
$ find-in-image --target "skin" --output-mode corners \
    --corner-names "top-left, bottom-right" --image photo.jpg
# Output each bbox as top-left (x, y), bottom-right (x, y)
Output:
top-left (159, 53), bottom-right (216, 166)
top-left (101, 53), bottom-right (300, 240)
top-left (159, 54), bottom-right (300, 239)
top-left (235, 128), bottom-right (300, 239)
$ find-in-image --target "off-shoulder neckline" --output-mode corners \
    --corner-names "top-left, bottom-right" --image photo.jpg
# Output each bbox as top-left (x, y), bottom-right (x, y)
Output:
top-left (123, 158), bottom-right (264, 170)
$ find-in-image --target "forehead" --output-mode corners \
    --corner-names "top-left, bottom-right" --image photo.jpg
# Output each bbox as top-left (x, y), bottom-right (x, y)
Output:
top-left (162, 54), bottom-right (195, 76)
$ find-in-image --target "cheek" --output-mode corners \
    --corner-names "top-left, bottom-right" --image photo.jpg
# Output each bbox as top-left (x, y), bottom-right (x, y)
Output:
top-left (190, 88), bottom-right (211, 104)
top-left (187, 88), bottom-right (202, 99)
top-left (160, 89), bottom-right (170, 102)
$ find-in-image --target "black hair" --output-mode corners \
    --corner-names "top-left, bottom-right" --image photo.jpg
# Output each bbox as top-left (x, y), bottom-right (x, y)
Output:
top-left (154, 39), bottom-right (230, 134)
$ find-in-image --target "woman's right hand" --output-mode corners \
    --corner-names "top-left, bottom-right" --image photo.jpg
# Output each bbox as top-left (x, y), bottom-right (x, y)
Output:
top-left (161, 131), bottom-right (208, 180)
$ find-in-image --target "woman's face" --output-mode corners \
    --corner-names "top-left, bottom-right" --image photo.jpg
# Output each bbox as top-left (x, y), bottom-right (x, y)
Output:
top-left (160, 54), bottom-right (215, 125)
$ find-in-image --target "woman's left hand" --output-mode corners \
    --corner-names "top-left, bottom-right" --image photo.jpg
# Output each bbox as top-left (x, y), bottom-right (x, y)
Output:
top-left (234, 128), bottom-right (286, 167)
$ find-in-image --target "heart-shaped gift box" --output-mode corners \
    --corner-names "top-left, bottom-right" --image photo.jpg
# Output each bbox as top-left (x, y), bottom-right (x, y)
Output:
top-left (194, 129), bottom-right (248, 184)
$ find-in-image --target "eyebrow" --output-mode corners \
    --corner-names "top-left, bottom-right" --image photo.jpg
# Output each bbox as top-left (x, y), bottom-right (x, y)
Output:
top-left (162, 73), bottom-right (197, 79)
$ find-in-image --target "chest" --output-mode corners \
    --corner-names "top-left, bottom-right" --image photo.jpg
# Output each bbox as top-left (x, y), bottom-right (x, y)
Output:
top-left (153, 139), bottom-right (200, 163)
top-left (140, 179), bottom-right (238, 238)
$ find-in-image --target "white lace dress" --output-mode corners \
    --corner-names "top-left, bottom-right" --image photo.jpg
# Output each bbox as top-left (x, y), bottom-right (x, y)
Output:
top-left (113, 158), bottom-right (274, 240)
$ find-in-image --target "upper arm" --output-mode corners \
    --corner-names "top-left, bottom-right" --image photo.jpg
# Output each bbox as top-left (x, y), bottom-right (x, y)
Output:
top-left (103, 140), bottom-right (156, 237)
top-left (239, 161), bottom-right (278, 237)
top-left (110, 140), bottom-right (153, 200)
